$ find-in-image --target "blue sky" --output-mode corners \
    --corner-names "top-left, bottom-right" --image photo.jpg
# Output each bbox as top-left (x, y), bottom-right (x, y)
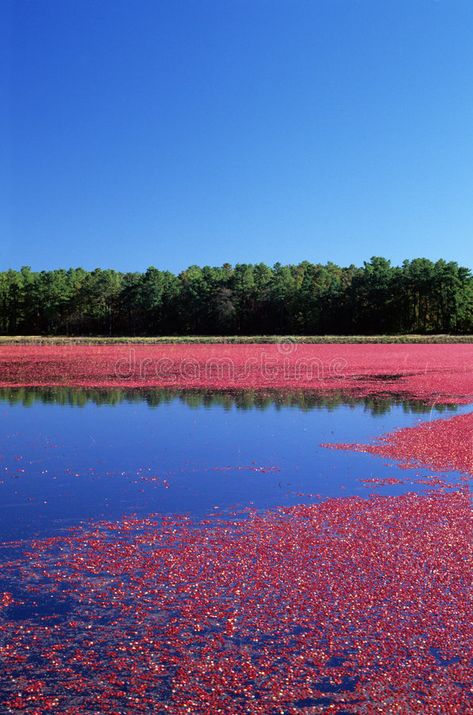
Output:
top-left (2, 0), bottom-right (473, 273)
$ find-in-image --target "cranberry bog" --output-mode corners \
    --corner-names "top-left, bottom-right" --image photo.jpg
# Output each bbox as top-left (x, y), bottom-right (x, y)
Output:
top-left (1, 343), bottom-right (473, 403)
top-left (0, 343), bottom-right (472, 713)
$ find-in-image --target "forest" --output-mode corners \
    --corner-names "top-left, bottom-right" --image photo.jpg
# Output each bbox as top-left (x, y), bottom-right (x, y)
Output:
top-left (0, 257), bottom-right (472, 336)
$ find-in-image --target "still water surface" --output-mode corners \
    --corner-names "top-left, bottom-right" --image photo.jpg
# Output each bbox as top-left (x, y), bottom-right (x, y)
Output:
top-left (0, 388), bottom-right (468, 542)
top-left (1, 388), bottom-right (471, 713)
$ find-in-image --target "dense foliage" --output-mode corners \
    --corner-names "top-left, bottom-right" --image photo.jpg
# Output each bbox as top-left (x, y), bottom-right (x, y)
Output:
top-left (1, 257), bottom-right (472, 335)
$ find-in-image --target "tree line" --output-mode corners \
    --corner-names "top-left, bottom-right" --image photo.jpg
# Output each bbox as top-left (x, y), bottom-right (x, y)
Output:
top-left (0, 257), bottom-right (472, 336)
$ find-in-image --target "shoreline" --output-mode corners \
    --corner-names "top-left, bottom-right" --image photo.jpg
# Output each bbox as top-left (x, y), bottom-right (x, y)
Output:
top-left (1, 334), bottom-right (473, 345)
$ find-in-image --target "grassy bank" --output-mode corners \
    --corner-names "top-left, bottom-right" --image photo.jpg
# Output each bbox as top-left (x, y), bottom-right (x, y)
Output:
top-left (1, 335), bottom-right (473, 345)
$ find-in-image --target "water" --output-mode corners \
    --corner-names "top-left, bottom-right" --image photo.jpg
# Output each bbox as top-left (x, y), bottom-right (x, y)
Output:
top-left (0, 388), bottom-right (469, 542)
top-left (1, 388), bottom-right (471, 713)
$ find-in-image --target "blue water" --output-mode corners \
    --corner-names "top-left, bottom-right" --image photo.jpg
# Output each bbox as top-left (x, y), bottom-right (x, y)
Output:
top-left (0, 389), bottom-right (470, 542)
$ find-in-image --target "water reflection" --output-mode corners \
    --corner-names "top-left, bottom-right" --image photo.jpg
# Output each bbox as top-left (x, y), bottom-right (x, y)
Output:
top-left (0, 386), bottom-right (467, 542)
top-left (0, 386), bottom-right (458, 415)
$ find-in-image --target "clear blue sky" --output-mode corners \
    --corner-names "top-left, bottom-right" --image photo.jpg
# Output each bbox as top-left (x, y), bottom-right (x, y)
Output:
top-left (2, 0), bottom-right (473, 273)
